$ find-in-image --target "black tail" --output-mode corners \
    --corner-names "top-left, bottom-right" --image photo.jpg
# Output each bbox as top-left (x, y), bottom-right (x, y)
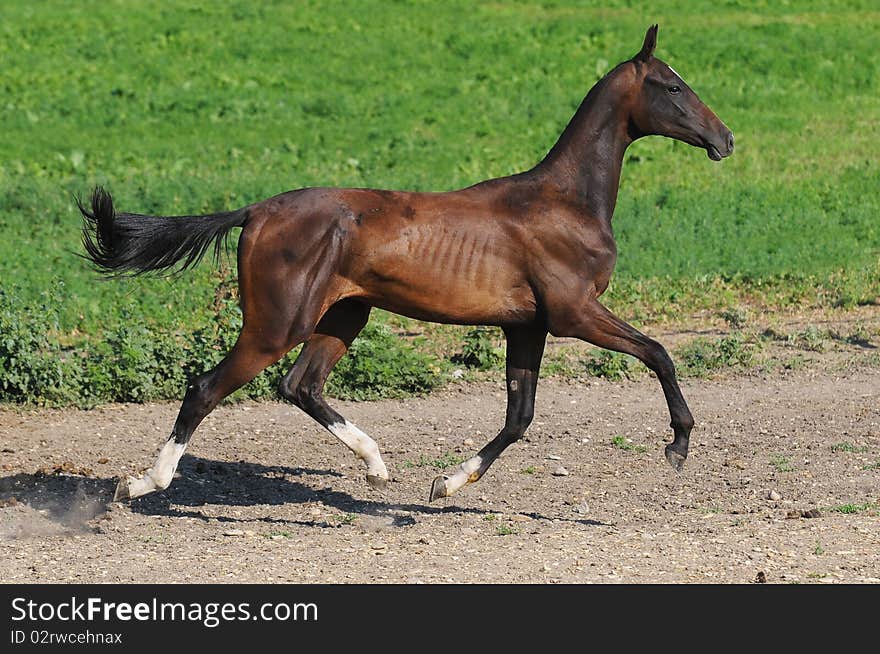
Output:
top-left (77, 187), bottom-right (249, 276)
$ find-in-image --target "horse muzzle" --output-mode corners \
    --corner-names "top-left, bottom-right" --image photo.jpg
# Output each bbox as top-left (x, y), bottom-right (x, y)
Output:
top-left (706, 129), bottom-right (734, 161)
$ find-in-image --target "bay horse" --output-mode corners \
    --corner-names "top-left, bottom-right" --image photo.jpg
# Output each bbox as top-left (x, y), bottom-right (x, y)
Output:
top-left (79, 25), bottom-right (733, 504)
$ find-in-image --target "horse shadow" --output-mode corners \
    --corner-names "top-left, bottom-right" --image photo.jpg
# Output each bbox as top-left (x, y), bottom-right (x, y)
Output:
top-left (0, 454), bottom-right (612, 533)
top-left (127, 454), bottom-right (515, 527)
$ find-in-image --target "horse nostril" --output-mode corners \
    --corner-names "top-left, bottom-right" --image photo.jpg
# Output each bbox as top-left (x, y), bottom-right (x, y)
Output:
top-left (727, 132), bottom-right (735, 152)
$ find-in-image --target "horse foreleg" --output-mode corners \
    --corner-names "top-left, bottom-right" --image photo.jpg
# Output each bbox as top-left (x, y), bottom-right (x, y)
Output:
top-left (564, 298), bottom-right (694, 471)
top-left (430, 325), bottom-right (546, 501)
top-left (114, 329), bottom-right (297, 501)
top-left (279, 300), bottom-right (389, 490)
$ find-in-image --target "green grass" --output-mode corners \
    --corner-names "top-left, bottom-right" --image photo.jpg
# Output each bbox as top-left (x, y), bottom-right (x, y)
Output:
top-left (769, 454), bottom-right (794, 473)
top-left (824, 502), bottom-right (877, 515)
top-left (402, 453), bottom-right (466, 470)
top-left (496, 524), bottom-right (518, 536)
top-left (830, 442), bottom-right (869, 453)
top-left (584, 350), bottom-right (638, 381)
top-left (611, 435), bottom-right (648, 453)
top-left (675, 332), bottom-right (758, 377)
top-left (863, 462), bottom-right (880, 471)
top-left (2, 1), bottom-right (879, 405)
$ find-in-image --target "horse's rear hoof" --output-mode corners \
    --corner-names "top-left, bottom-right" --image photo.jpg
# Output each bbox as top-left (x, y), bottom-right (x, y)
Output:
top-left (366, 474), bottom-right (387, 491)
top-left (429, 475), bottom-right (449, 502)
top-left (664, 445), bottom-right (687, 473)
top-left (112, 477), bottom-right (131, 502)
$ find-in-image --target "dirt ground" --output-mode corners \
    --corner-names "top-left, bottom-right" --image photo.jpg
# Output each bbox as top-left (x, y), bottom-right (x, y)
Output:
top-left (1, 350), bottom-right (879, 585)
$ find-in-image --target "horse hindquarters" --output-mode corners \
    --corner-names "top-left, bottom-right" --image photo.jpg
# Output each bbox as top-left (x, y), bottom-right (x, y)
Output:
top-left (116, 199), bottom-right (353, 500)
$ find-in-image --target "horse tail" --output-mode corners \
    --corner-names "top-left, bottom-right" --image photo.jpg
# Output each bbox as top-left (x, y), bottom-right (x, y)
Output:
top-left (77, 186), bottom-right (249, 276)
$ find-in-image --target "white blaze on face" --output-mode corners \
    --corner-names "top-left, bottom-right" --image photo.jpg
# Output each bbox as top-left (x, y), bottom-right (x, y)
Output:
top-left (125, 439), bottom-right (187, 499)
top-left (327, 421), bottom-right (388, 480)
top-left (667, 64), bottom-right (682, 81)
top-left (440, 454), bottom-right (483, 496)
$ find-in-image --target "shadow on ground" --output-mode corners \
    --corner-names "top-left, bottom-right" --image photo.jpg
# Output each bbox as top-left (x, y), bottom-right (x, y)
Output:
top-left (1, 454), bottom-right (612, 535)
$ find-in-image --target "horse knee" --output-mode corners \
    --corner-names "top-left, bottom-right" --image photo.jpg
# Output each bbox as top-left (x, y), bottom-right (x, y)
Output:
top-left (181, 373), bottom-right (215, 415)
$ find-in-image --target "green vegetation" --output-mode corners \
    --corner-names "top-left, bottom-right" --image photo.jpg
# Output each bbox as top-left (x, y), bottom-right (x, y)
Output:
top-left (496, 524), bottom-right (518, 536)
top-left (326, 323), bottom-right (444, 400)
top-left (402, 453), bottom-right (466, 470)
top-left (451, 328), bottom-right (504, 371)
top-left (675, 332), bottom-right (757, 378)
top-left (583, 350), bottom-right (637, 381)
top-left (1, 1), bottom-right (879, 405)
top-left (769, 454), bottom-right (794, 473)
top-left (611, 435), bottom-right (648, 453)
top-left (830, 442), bottom-right (869, 454)
top-left (0, 279), bottom-right (441, 406)
top-left (824, 502), bottom-right (877, 515)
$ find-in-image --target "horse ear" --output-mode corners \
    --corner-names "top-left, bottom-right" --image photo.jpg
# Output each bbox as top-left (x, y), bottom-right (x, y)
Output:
top-left (635, 24), bottom-right (659, 62)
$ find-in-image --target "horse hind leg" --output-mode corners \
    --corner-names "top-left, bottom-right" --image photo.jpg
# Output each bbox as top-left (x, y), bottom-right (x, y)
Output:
top-left (279, 300), bottom-right (389, 490)
top-left (115, 325), bottom-right (308, 501)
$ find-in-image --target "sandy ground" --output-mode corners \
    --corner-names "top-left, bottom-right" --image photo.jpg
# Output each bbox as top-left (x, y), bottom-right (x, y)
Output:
top-left (1, 361), bottom-right (879, 584)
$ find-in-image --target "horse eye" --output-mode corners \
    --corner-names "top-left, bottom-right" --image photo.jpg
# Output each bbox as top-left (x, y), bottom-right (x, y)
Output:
top-left (669, 85), bottom-right (681, 94)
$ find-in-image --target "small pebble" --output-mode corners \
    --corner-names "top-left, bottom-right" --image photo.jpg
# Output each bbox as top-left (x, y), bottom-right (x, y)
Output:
top-left (552, 465), bottom-right (569, 477)
top-left (547, 455), bottom-right (562, 461)
top-left (463, 438), bottom-right (474, 447)
top-left (768, 490), bottom-right (782, 501)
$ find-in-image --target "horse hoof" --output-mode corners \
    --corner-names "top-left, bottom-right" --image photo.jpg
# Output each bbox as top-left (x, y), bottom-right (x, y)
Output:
top-left (428, 476), bottom-right (448, 502)
top-left (664, 445), bottom-right (687, 473)
top-left (112, 477), bottom-right (131, 502)
top-left (366, 474), bottom-right (387, 491)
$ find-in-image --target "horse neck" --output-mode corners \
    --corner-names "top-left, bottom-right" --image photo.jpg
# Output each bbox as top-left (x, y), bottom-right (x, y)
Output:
top-left (532, 66), bottom-right (635, 222)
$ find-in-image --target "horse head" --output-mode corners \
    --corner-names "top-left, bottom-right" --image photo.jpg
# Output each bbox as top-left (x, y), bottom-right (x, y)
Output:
top-left (627, 25), bottom-right (734, 161)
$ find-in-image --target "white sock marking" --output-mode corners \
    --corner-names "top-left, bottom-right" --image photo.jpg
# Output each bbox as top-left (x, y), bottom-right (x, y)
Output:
top-left (327, 421), bottom-right (388, 480)
top-left (442, 455), bottom-right (483, 496)
top-left (125, 439), bottom-right (187, 499)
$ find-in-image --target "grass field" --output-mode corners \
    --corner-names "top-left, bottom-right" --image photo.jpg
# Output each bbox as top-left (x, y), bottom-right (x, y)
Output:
top-left (1, 1), bottom-right (879, 404)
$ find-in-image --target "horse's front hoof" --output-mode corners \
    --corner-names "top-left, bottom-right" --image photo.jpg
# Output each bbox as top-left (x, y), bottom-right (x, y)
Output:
top-left (428, 475), bottom-right (448, 502)
top-left (664, 445), bottom-right (687, 473)
top-left (112, 477), bottom-right (131, 502)
top-left (366, 474), bottom-right (387, 491)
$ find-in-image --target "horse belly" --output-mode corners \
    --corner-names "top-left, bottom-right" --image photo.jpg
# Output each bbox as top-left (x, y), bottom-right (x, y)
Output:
top-left (350, 225), bottom-right (536, 325)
